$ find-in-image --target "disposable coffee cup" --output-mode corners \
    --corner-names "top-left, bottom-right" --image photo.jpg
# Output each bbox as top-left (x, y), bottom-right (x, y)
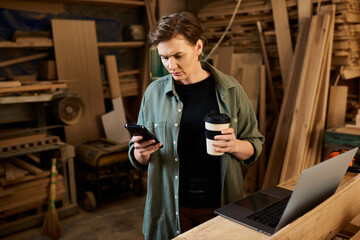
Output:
top-left (204, 112), bottom-right (231, 156)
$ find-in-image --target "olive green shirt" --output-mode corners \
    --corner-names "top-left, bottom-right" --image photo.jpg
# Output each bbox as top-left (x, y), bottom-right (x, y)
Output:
top-left (128, 62), bottom-right (265, 240)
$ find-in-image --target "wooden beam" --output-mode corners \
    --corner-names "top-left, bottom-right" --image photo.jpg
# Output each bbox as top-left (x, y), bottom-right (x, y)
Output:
top-left (0, 81), bottom-right (21, 88)
top-left (262, 17), bottom-right (312, 188)
top-left (11, 157), bottom-right (43, 175)
top-left (0, 41), bottom-right (145, 49)
top-left (13, 0), bottom-right (145, 7)
top-left (298, 0), bottom-right (313, 27)
top-left (270, 0), bottom-right (293, 88)
top-left (0, 83), bottom-right (67, 94)
top-left (303, 6), bottom-right (335, 169)
top-left (0, 53), bottom-right (49, 68)
top-left (105, 55), bottom-right (121, 99)
top-left (102, 55), bottom-right (130, 144)
top-left (256, 21), bottom-right (279, 117)
top-left (280, 8), bottom-right (333, 182)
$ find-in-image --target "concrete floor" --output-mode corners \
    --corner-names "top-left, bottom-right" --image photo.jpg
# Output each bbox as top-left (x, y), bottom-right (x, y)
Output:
top-left (2, 192), bottom-right (146, 240)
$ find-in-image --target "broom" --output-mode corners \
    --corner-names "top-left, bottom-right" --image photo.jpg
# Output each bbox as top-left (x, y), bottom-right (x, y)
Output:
top-left (42, 158), bottom-right (61, 239)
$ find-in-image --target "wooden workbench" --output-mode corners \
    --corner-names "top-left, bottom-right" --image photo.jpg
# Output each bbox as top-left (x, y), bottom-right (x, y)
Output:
top-left (174, 172), bottom-right (360, 240)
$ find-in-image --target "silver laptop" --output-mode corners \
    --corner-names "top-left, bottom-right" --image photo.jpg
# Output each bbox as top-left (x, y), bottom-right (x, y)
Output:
top-left (215, 147), bottom-right (358, 235)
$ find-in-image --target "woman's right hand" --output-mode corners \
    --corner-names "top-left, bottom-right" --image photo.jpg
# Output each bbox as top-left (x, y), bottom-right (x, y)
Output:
top-left (133, 135), bottom-right (163, 165)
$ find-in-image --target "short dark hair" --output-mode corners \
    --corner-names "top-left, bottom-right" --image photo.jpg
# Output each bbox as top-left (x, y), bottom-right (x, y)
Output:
top-left (148, 12), bottom-right (206, 46)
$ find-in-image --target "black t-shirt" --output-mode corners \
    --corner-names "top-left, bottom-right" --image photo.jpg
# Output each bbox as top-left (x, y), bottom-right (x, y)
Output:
top-left (175, 75), bottom-right (221, 208)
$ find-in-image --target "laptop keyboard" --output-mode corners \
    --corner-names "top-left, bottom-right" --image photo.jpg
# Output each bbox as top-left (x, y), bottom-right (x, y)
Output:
top-left (246, 196), bottom-right (291, 228)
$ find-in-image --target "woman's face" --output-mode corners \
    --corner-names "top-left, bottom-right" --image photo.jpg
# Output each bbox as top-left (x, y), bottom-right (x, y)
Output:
top-left (157, 35), bottom-right (202, 84)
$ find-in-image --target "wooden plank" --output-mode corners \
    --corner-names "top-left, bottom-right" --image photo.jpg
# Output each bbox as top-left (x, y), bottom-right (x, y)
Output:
top-left (0, 160), bottom-right (4, 176)
top-left (101, 97), bottom-right (130, 144)
top-left (351, 231), bottom-right (360, 240)
top-left (298, 0), bottom-right (313, 27)
top-left (10, 157), bottom-right (43, 175)
top-left (0, 81), bottom-right (21, 88)
top-left (256, 21), bottom-right (279, 117)
top-left (280, 11), bottom-right (332, 182)
top-left (243, 64), bottom-right (267, 193)
top-left (0, 188), bottom-right (15, 198)
top-left (118, 69), bottom-right (140, 77)
top-left (258, 65), bottom-right (266, 188)
top-left (0, 83), bottom-right (67, 94)
top-left (66, 0), bottom-right (145, 7)
top-left (0, 41), bottom-right (145, 49)
top-left (263, 17), bottom-right (312, 188)
top-left (26, 153), bottom-right (41, 164)
top-left (270, 0), bottom-right (293, 87)
top-left (0, 1), bottom-right (65, 14)
top-left (271, 173), bottom-right (360, 240)
top-left (0, 52), bottom-right (49, 68)
top-left (231, 53), bottom-right (262, 113)
top-left (4, 161), bottom-right (15, 181)
top-left (102, 55), bottom-right (129, 144)
top-left (52, 19), bottom-right (106, 145)
top-left (0, 176), bottom-right (64, 213)
top-left (303, 5), bottom-right (336, 170)
top-left (12, 164), bottom-right (29, 179)
top-left (0, 171), bottom-right (49, 187)
top-left (97, 41), bottom-right (145, 48)
top-left (145, 0), bottom-right (156, 29)
top-left (0, 203), bottom-right (77, 238)
top-left (174, 215), bottom-right (269, 240)
top-left (0, 133), bottom-right (46, 147)
top-left (174, 173), bottom-right (360, 240)
top-left (8, 0), bottom-right (146, 7)
top-left (326, 86), bottom-right (348, 129)
top-left (212, 46), bottom-right (234, 75)
top-left (341, 66), bottom-right (360, 79)
top-left (105, 55), bottom-right (121, 99)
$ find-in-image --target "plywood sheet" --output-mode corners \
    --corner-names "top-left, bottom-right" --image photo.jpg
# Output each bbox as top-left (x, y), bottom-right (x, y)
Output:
top-left (52, 19), bottom-right (105, 145)
top-left (326, 86), bottom-right (348, 129)
top-left (231, 53), bottom-right (262, 113)
top-left (102, 97), bottom-right (130, 144)
top-left (212, 46), bottom-right (234, 75)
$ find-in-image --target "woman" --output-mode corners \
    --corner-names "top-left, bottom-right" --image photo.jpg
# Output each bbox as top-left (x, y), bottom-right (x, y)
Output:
top-left (128, 12), bottom-right (264, 240)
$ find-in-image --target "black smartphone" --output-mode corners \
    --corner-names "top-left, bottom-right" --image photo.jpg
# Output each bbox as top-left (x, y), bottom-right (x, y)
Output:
top-left (124, 124), bottom-right (163, 148)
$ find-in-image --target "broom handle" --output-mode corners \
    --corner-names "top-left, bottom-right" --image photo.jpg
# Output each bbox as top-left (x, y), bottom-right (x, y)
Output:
top-left (50, 158), bottom-right (57, 208)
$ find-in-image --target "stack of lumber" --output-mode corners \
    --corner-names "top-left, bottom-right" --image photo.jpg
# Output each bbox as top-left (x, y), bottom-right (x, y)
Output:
top-left (0, 80), bottom-right (68, 104)
top-left (331, 0), bottom-right (360, 79)
top-left (263, 5), bottom-right (336, 185)
top-left (0, 157), bottom-right (65, 220)
top-left (103, 69), bottom-right (140, 98)
top-left (0, 81), bottom-right (67, 95)
top-left (198, 0), bottom-right (298, 76)
top-left (117, 69), bottom-right (140, 97)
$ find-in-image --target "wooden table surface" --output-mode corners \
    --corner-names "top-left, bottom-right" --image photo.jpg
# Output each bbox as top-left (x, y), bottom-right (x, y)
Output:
top-left (173, 172), bottom-right (360, 240)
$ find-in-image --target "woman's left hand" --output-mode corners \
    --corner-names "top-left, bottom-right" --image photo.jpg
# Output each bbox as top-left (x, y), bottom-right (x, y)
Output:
top-left (213, 128), bottom-right (237, 154)
top-left (213, 128), bottom-right (255, 160)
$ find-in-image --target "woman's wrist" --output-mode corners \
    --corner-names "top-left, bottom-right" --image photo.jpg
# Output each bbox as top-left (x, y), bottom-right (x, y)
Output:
top-left (231, 139), bottom-right (254, 161)
top-left (134, 148), bottom-right (151, 165)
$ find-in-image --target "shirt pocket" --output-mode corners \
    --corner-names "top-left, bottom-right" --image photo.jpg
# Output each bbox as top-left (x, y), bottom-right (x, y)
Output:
top-left (145, 121), bottom-right (167, 146)
top-left (145, 121), bottom-right (167, 165)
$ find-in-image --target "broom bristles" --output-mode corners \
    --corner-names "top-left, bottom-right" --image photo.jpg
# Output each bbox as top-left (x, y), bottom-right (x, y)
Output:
top-left (42, 158), bottom-right (61, 239)
top-left (42, 203), bottom-right (61, 239)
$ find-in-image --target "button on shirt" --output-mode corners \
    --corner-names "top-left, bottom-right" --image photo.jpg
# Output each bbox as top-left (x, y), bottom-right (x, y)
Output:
top-left (128, 62), bottom-right (264, 240)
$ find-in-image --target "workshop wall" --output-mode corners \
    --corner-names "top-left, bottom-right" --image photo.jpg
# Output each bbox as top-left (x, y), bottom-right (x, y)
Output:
top-left (0, 3), bottom-right (143, 79)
